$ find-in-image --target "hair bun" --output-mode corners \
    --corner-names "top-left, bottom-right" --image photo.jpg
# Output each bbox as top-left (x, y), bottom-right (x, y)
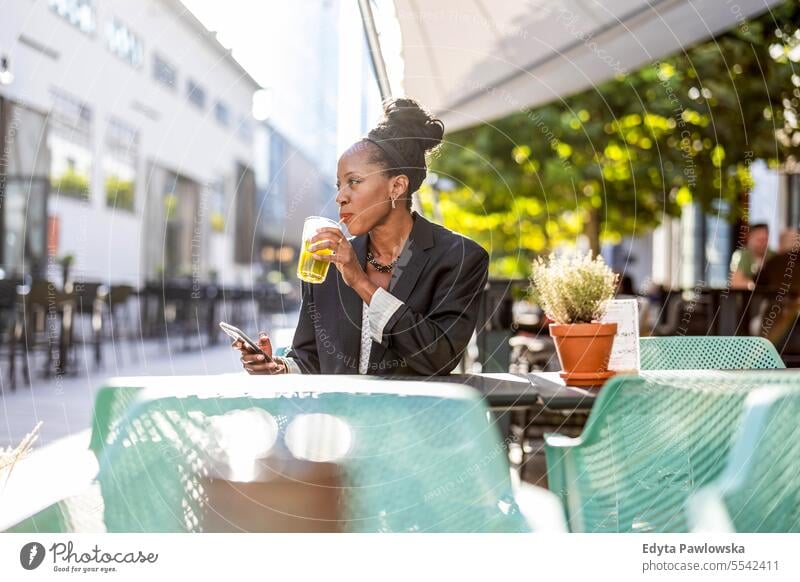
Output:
top-left (381, 97), bottom-right (444, 153)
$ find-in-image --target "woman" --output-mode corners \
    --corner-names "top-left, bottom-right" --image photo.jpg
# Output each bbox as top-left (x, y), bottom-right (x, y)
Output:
top-left (234, 98), bottom-right (489, 376)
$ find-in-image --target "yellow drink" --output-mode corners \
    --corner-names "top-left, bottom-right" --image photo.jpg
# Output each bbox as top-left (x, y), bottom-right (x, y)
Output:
top-left (297, 241), bottom-right (333, 284)
top-left (296, 216), bottom-right (341, 284)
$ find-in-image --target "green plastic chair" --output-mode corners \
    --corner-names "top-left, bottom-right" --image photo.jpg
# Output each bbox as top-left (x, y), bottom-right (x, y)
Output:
top-left (544, 370), bottom-right (800, 532)
top-left (688, 386), bottom-right (800, 532)
top-left (640, 336), bottom-right (785, 370)
top-left (88, 347), bottom-right (290, 455)
top-left (4, 487), bottom-right (105, 533)
top-left (86, 375), bottom-right (529, 533)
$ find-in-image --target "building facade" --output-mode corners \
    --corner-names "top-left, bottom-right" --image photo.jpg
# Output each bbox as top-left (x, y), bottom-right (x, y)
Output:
top-left (253, 123), bottom-right (335, 279)
top-left (177, 0), bottom-right (381, 285)
top-left (0, 0), bottom-right (261, 287)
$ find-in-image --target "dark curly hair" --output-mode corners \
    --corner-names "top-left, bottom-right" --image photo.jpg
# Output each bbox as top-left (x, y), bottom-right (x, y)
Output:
top-left (362, 97), bottom-right (444, 209)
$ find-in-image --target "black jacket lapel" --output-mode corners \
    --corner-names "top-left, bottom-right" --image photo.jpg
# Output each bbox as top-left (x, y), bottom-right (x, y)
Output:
top-left (368, 212), bottom-right (435, 369)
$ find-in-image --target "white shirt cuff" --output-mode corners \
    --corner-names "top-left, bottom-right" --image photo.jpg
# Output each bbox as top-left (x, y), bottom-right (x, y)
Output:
top-left (368, 287), bottom-right (405, 343)
top-left (278, 356), bottom-right (302, 374)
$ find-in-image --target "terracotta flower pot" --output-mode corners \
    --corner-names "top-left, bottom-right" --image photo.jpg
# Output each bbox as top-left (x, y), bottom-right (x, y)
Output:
top-left (549, 322), bottom-right (618, 386)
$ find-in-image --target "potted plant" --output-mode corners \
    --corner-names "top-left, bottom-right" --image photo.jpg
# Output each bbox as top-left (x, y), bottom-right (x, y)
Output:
top-left (530, 251), bottom-right (619, 387)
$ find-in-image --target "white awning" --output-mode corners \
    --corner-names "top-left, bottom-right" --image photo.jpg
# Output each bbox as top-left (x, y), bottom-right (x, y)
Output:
top-left (392, 0), bottom-right (781, 132)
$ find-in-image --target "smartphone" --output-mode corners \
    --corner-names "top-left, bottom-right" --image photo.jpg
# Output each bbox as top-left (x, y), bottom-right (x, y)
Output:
top-left (219, 322), bottom-right (274, 362)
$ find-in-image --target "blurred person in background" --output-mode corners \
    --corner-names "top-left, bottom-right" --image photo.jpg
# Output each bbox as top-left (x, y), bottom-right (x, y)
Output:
top-left (757, 228), bottom-right (800, 348)
top-left (730, 223), bottom-right (774, 290)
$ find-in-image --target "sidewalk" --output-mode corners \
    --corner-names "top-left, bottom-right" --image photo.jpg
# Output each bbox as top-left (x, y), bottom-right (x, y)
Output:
top-left (0, 315), bottom-right (298, 448)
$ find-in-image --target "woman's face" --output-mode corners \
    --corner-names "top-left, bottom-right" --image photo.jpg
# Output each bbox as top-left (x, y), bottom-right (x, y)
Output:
top-left (335, 142), bottom-right (405, 236)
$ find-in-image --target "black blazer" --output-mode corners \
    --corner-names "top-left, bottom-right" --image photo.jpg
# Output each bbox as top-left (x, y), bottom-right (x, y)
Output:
top-left (286, 212), bottom-right (490, 375)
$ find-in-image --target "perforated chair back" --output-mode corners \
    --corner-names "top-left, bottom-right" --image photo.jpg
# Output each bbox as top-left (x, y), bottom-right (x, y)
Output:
top-left (688, 387), bottom-right (800, 532)
top-left (640, 336), bottom-right (785, 370)
top-left (545, 370), bottom-right (800, 532)
top-left (94, 375), bottom-right (529, 533)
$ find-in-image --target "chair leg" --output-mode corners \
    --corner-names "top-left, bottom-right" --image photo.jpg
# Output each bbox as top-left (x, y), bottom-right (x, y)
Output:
top-left (107, 305), bottom-right (117, 366)
top-left (43, 312), bottom-right (53, 380)
top-left (21, 315), bottom-right (31, 386)
top-left (92, 301), bottom-right (103, 370)
top-left (108, 307), bottom-right (122, 368)
top-left (207, 299), bottom-right (217, 346)
top-left (115, 305), bottom-right (126, 367)
top-left (8, 319), bottom-right (19, 392)
top-left (127, 305), bottom-right (139, 364)
top-left (57, 304), bottom-right (72, 376)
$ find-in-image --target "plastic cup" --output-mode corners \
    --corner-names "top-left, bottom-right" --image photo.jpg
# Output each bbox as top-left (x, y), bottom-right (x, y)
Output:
top-left (296, 216), bottom-right (342, 284)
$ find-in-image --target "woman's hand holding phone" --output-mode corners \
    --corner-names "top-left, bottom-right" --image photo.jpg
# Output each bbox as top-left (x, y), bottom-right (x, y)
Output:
top-left (232, 331), bottom-right (287, 375)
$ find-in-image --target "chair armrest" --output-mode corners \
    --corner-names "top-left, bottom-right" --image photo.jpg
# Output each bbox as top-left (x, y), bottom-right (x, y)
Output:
top-left (514, 482), bottom-right (568, 532)
top-left (544, 433), bottom-right (582, 448)
top-left (0, 430), bottom-right (99, 531)
top-left (544, 432), bottom-right (585, 531)
top-left (687, 486), bottom-right (736, 533)
top-left (543, 433), bottom-right (582, 494)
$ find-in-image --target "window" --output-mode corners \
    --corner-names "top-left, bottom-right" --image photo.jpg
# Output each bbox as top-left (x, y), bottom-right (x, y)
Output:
top-left (152, 54), bottom-right (176, 90)
top-left (234, 163), bottom-right (257, 264)
top-left (105, 18), bottom-right (143, 67)
top-left (214, 101), bottom-right (230, 126)
top-left (162, 175), bottom-right (202, 278)
top-left (237, 116), bottom-right (253, 143)
top-left (104, 118), bottom-right (138, 212)
top-left (187, 80), bottom-right (206, 109)
top-left (49, 0), bottom-right (95, 35)
top-left (1, 101), bottom-right (49, 278)
top-left (49, 88), bottom-right (93, 200)
top-left (207, 178), bottom-right (226, 233)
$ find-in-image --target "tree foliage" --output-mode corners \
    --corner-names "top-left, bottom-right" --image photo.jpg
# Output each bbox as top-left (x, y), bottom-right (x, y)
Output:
top-left (427, 2), bottom-right (800, 277)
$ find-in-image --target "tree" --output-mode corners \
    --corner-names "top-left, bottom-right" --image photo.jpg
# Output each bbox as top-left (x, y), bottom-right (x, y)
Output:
top-left (428, 1), bottom-right (800, 277)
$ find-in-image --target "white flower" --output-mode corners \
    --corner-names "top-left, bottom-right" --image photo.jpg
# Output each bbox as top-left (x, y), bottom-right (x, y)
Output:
top-left (530, 251), bottom-right (618, 324)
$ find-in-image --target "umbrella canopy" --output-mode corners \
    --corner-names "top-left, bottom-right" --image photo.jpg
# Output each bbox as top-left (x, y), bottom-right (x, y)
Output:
top-left (391, 0), bottom-right (781, 131)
